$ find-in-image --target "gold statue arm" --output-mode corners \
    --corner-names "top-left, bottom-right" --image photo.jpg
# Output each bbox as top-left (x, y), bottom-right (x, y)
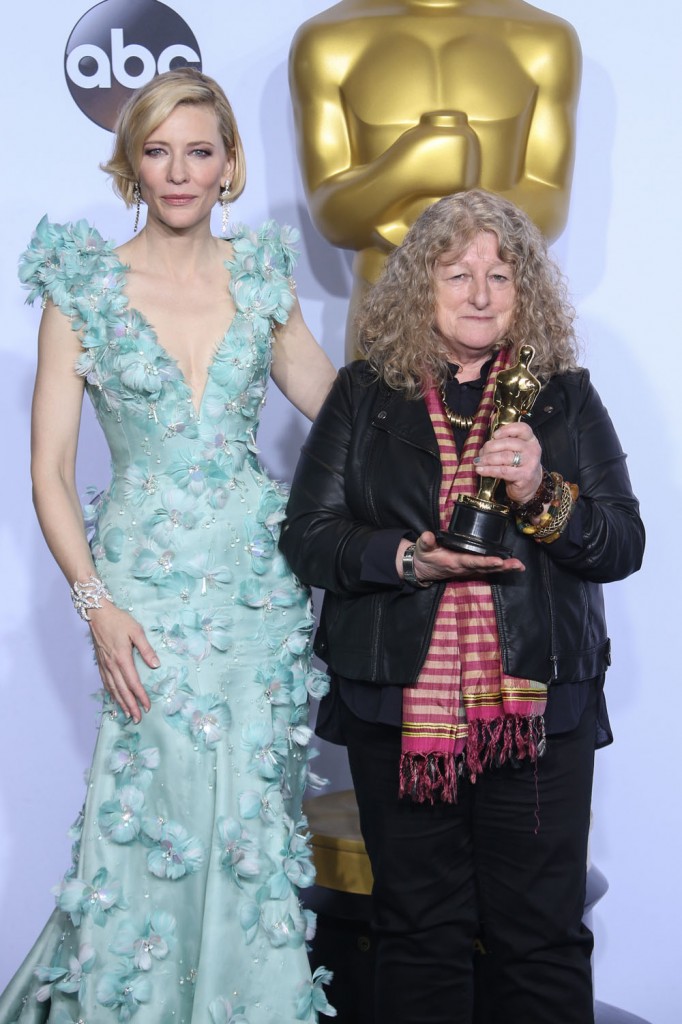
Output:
top-left (290, 41), bottom-right (482, 250)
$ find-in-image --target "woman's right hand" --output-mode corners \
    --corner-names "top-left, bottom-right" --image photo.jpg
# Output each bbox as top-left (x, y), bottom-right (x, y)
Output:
top-left (398, 532), bottom-right (525, 585)
top-left (87, 603), bottom-right (159, 723)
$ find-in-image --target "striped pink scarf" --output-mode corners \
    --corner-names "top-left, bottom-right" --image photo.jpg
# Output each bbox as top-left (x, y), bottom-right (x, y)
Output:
top-left (399, 349), bottom-right (547, 803)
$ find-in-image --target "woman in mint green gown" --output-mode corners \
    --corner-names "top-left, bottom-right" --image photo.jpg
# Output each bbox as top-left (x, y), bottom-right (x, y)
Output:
top-left (0, 68), bottom-right (336, 1024)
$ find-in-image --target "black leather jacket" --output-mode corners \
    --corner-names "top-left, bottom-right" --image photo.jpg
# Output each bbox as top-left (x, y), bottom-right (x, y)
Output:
top-left (280, 361), bottom-right (644, 688)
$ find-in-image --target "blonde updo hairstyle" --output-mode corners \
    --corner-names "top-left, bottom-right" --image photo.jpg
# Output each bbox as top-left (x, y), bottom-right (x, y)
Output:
top-left (357, 188), bottom-right (579, 397)
top-left (101, 67), bottom-right (246, 207)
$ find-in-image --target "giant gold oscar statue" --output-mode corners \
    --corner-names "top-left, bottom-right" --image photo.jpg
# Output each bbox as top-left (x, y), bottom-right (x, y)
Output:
top-left (289, 0), bottom-right (581, 357)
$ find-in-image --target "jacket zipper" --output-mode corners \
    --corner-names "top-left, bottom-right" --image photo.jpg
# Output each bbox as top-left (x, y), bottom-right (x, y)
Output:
top-left (370, 593), bottom-right (384, 679)
top-left (540, 553), bottom-right (559, 682)
top-left (490, 583), bottom-right (506, 664)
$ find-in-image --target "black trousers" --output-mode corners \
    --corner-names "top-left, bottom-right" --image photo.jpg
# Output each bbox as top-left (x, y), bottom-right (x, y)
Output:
top-left (339, 691), bottom-right (597, 1024)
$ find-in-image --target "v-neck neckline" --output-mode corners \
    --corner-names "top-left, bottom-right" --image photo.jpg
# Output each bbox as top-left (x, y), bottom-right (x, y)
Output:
top-left (111, 248), bottom-right (237, 419)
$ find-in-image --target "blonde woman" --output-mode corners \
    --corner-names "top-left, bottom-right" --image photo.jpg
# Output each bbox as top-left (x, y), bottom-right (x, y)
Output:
top-left (1, 68), bottom-right (336, 1023)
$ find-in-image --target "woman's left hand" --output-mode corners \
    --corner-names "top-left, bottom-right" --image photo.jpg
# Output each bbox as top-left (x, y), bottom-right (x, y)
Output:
top-left (475, 421), bottom-right (543, 505)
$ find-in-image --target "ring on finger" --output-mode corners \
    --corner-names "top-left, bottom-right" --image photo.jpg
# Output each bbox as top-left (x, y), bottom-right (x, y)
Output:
top-left (511, 451), bottom-right (522, 468)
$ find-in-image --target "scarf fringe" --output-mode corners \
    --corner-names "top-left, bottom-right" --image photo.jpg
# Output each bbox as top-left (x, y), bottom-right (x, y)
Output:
top-left (399, 714), bottom-right (546, 804)
top-left (399, 746), bottom-right (460, 804)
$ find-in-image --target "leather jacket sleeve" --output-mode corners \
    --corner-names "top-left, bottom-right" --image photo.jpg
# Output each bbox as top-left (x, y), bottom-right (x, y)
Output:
top-left (280, 365), bottom-right (406, 595)
top-left (528, 370), bottom-right (644, 583)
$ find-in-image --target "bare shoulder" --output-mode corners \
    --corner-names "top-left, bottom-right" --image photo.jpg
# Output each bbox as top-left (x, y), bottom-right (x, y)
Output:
top-left (38, 298), bottom-right (80, 347)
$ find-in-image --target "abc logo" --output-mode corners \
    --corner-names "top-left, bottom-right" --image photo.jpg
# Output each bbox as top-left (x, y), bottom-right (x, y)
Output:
top-left (65, 0), bottom-right (202, 131)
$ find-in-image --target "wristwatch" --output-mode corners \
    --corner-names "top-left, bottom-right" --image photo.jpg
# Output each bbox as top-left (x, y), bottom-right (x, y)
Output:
top-left (402, 544), bottom-right (432, 588)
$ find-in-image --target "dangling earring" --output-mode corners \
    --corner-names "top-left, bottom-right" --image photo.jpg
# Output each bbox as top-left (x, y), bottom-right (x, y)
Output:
top-left (220, 180), bottom-right (231, 236)
top-left (132, 182), bottom-right (141, 233)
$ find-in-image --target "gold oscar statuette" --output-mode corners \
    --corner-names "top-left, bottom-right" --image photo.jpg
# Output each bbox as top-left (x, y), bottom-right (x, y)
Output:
top-left (289, 0), bottom-right (581, 358)
top-left (436, 345), bottom-right (541, 557)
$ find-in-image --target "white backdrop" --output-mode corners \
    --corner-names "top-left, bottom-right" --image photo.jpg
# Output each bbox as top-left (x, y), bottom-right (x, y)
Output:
top-left (0, 2), bottom-right (679, 1020)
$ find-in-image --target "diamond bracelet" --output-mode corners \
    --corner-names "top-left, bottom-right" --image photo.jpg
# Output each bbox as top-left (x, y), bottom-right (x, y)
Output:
top-left (70, 575), bottom-right (113, 621)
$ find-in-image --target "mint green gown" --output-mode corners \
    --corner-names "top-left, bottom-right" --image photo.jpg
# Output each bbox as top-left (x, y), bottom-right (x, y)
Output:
top-left (0, 219), bottom-right (333, 1024)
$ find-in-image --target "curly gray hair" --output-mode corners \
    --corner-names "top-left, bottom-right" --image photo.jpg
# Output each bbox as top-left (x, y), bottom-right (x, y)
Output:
top-left (357, 189), bottom-right (580, 396)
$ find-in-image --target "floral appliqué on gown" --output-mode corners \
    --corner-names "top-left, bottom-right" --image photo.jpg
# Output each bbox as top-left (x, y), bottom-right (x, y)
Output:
top-left (1, 218), bottom-right (334, 1023)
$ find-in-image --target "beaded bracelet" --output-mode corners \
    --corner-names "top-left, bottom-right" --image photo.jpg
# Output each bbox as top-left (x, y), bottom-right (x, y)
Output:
top-left (514, 471), bottom-right (563, 532)
top-left (516, 480), bottom-right (579, 544)
top-left (532, 482), bottom-right (579, 543)
top-left (70, 575), bottom-right (113, 621)
top-left (507, 469), bottom-right (555, 518)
